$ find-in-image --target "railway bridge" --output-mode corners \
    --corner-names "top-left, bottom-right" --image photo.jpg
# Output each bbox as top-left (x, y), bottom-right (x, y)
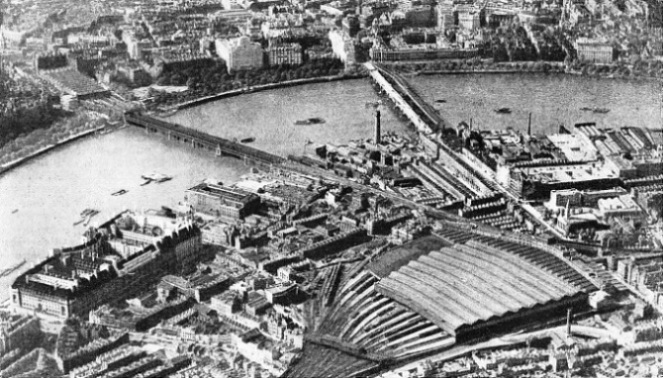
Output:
top-left (124, 111), bottom-right (287, 166)
top-left (364, 62), bottom-right (448, 133)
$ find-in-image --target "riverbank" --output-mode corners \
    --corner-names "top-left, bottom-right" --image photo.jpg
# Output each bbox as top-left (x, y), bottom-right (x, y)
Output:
top-left (414, 69), bottom-right (564, 75)
top-left (0, 125), bottom-right (109, 178)
top-left (155, 73), bottom-right (366, 113)
top-left (387, 60), bottom-right (662, 81)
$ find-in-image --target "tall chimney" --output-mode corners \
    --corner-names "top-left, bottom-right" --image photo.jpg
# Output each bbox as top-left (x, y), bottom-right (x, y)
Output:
top-left (528, 113), bottom-right (532, 137)
top-left (374, 109), bottom-right (381, 145)
top-left (566, 308), bottom-right (572, 337)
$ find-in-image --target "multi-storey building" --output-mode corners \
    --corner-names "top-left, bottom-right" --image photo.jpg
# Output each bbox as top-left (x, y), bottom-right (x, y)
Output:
top-left (458, 11), bottom-right (480, 30)
top-left (575, 38), bottom-right (614, 63)
top-left (215, 36), bottom-right (264, 72)
top-left (11, 212), bottom-right (202, 319)
top-left (267, 42), bottom-right (302, 66)
top-left (185, 183), bottom-right (261, 221)
top-left (436, 0), bottom-right (455, 30)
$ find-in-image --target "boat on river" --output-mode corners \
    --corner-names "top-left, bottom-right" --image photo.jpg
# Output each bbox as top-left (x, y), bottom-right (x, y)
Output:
top-left (494, 108), bottom-right (512, 114)
top-left (435, 99), bottom-right (447, 103)
top-left (112, 189), bottom-right (128, 196)
top-left (142, 173), bottom-right (172, 183)
top-left (295, 117), bottom-right (326, 126)
top-left (580, 107), bottom-right (610, 114)
top-left (75, 209), bottom-right (99, 225)
top-left (80, 208), bottom-right (98, 217)
top-left (241, 137), bottom-right (255, 143)
top-left (0, 259), bottom-right (26, 278)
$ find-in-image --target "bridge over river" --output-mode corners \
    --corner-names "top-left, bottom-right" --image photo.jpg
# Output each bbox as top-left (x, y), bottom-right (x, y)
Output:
top-left (125, 111), bottom-right (288, 165)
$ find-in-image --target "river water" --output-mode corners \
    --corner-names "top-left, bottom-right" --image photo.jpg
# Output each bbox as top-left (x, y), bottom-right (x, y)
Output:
top-left (409, 73), bottom-right (662, 134)
top-left (0, 75), bottom-right (660, 300)
top-left (165, 79), bottom-right (405, 157)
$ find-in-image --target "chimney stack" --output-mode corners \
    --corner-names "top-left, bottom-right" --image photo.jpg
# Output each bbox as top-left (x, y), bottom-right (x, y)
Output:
top-left (527, 113), bottom-right (532, 137)
top-left (374, 109), bottom-right (381, 145)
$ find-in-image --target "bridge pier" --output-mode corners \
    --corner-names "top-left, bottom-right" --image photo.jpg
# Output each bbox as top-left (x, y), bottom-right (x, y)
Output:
top-left (167, 131), bottom-right (172, 141)
top-left (216, 145), bottom-right (223, 157)
top-left (191, 139), bottom-right (195, 148)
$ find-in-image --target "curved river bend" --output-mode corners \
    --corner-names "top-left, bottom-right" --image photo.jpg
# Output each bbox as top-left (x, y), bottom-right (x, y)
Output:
top-left (1, 75), bottom-right (660, 299)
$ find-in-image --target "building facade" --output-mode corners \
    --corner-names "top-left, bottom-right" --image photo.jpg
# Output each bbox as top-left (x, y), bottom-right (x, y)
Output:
top-left (185, 183), bottom-right (261, 221)
top-left (458, 11), bottom-right (480, 30)
top-left (267, 42), bottom-right (303, 66)
top-left (575, 39), bottom-right (614, 63)
top-left (215, 36), bottom-right (264, 72)
top-left (11, 213), bottom-right (202, 319)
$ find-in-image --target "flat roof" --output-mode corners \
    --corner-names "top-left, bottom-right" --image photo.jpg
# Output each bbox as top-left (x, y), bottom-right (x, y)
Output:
top-left (187, 183), bottom-right (258, 203)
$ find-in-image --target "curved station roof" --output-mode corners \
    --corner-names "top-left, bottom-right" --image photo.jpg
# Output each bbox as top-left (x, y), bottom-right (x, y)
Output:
top-left (375, 240), bottom-right (588, 336)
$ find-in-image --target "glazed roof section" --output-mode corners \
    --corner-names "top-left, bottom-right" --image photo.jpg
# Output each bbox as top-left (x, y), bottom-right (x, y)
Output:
top-left (376, 242), bottom-right (583, 335)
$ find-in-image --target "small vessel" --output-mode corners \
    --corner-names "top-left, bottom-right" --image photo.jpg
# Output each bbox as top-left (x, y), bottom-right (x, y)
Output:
top-left (240, 137), bottom-right (255, 144)
top-left (494, 108), bottom-right (512, 114)
top-left (295, 117), bottom-right (326, 126)
top-left (75, 209), bottom-right (99, 225)
top-left (435, 99), bottom-right (447, 103)
top-left (580, 107), bottom-right (610, 114)
top-left (80, 208), bottom-right (98, 217)
top-left (142, 173), bottom-right (172, 183)
top-left (140, 179), bottom-right (152, 186)
top-left (0, 259), bottom-right (27, 278)
top-left (11, 209), bottom-right (18, 214)
top-left (112, 189), bottom-right (128, 196)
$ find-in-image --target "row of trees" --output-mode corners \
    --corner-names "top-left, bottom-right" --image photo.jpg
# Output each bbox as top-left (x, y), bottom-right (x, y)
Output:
top-left (0, 112), bottom-right (104, 167)
top-left (569, 60), bottom-right (663, 78)
top-left (481, 23), bottom-right (566, 62)
top-left (0, 103), bottom-right (68, 148)
top-left (146, 58), bottom-right (348, 108)
top-left (387, 59), bottom-right (564, 74)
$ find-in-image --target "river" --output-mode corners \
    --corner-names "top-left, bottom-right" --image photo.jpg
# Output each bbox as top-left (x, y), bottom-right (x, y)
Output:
top-left (0, 128), bottom-right (248, 299)
top-left (0, 74), bottom-right (659, 300)
top-left (164, 79), bottom-right (406, 157)
top-left (408, 73), bottom-right (663, 134)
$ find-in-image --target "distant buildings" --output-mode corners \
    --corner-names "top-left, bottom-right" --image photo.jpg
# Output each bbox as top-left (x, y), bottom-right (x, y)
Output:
top-left (575, 38), bottom-right (614, 63)
top-left (267, 42), bottom-right (302, 66)
top-left (329, 29), bottom-right (356, 64)
top-left (436, 0), bottom-right (455, 30)
top-left (458, 11), bottom-right (481, 30)
top-left (215, 36), bottom-right (263, 72)
top-left (369, 45), bottom-right (478, 62)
